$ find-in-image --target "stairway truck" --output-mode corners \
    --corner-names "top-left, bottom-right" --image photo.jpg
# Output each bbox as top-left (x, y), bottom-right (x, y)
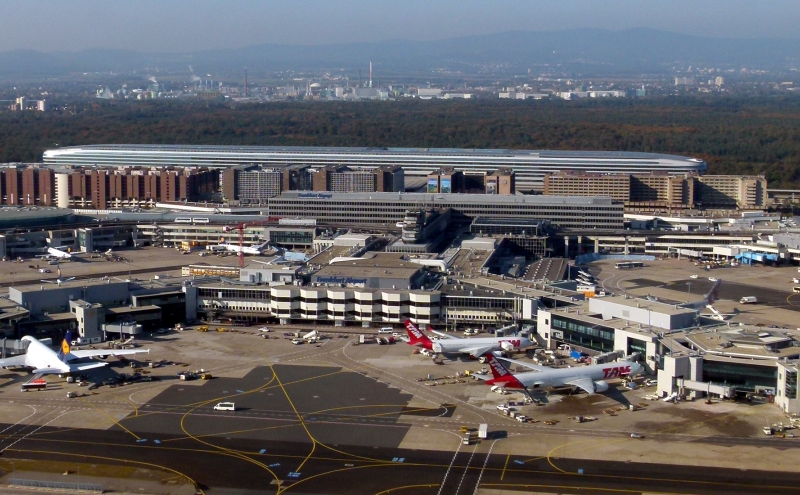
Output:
top-left (740, 296), bottom-right (758, 304)
top-left (478, 423), bottom-right (488, 439)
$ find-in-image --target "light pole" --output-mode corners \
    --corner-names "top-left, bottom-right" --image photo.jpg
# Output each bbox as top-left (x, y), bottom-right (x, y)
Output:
top-left (686, 282), bottom-right (692, 295)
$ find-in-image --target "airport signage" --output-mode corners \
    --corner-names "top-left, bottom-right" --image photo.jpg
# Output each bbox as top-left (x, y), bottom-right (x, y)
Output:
top-left (316, 276), bottom-right (368, 285)
top-left (297, 193), bottom-right (333, 199)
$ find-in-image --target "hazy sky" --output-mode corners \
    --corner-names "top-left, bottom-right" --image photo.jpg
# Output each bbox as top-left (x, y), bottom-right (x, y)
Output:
top-left (0, 0), bottom-right (797, 53)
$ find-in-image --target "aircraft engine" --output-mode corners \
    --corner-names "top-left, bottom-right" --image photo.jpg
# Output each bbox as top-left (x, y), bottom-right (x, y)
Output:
top-left (593, 380), bottom-right (609, 393)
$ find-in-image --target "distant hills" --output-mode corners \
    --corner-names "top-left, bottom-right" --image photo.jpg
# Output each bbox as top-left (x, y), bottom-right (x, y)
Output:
top-left (2, 28), bottom-right (799, 78)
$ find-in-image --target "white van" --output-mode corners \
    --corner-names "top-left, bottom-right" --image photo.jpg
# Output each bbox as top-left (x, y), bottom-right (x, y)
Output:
top-left (213, 402), bottom-right (236, 411)
top-left (378, 327), bottom-right (393, 334)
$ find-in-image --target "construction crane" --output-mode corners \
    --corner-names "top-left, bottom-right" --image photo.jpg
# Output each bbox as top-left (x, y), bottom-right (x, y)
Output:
top-left (223, 217), bottom-right (282, 268)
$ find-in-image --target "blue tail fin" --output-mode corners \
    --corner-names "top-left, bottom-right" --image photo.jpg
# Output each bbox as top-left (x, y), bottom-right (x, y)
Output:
top-left (57, 331), bottom-right (72, 363)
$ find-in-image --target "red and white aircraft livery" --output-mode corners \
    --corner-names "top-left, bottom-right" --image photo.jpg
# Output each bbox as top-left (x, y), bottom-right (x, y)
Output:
top-left (404, 319), bottom-right (532, 358)
top-left (481, 353), bottom-right (642, 395)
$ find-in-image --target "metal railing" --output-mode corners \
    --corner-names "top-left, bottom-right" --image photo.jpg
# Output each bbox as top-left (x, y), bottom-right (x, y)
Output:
top-left (8, 478), bottom-right (103, 493)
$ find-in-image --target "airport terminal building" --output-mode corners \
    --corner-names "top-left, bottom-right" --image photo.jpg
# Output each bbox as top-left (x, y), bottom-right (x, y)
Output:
top-left (43, 145), bottom-right (707, 192)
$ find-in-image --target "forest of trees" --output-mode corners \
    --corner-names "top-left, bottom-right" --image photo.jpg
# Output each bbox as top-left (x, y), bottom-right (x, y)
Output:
top-left (2, 96), bottom-right (800, 187)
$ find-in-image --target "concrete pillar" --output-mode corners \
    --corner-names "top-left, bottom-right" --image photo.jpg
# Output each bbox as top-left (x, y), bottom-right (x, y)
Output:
top-left (624, 237), bottom-right (629, 255)
top-left (564, 236), bottom-right (570, 257)
top-left (594, 238), bottom-right (599, 253)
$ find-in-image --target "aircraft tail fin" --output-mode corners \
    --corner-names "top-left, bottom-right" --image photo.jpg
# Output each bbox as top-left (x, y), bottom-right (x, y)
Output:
top-left (57, 331), bottom-right (72, 363)
top-left (705, 279), bottom-right (721, 305)
top-left (484, 353), bottom-right (525, 389)
top-left (404, 320), bottom-right (432, 347)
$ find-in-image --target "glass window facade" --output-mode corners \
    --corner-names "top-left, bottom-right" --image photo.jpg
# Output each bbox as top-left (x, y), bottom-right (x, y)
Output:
top-left (551, 315), bottom-right (614, 352)
top-left (786, 369), bottom-right (798, 400)
top-left (702, 361), bottom-right (777, 392)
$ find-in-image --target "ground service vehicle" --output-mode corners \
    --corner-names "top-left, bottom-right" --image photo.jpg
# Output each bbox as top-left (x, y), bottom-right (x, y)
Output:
top-left (21, 379), bottom-right (47, 392)
top-left (740, 296), bottom-right (758, 304)
top-left (214, 402), bottom-right (235, 411)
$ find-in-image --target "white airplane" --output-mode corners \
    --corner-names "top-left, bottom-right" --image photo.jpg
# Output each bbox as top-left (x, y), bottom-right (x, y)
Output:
top-left (681, 278), bottom-right (722, 311)
top-left (481, 353), bottom-right (642, 395)
top-left (404, 320), bottom-right (533, 358)
top-left (678, 279), bottom-right (735, 320)
top-left (47, 247), bottom-right (72, 259)
top-left (215, 242), bottom-right (269, 255)
top-left (0, 331), bottom-right (149, 375)
top-left (41, 267), bottom-right (75, 285)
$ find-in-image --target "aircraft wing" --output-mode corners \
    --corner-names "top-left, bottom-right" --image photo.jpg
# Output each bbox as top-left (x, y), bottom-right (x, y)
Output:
top-left (497, 356), bottom-right (550, 372)
top-left (564, 376), bottom-right (597, 395)
top-left (457, 345), bottom-right (496, 358)
top-left (68, 348), bottom-right (149, 360)
top-left (30, 362), bottom-right (107, 375)
top-left (69, 362), bottom-right (108, 372)
top-left (429, 330), bottom-right (458, 340)
top-left (0, 355), bottom-right (30, 368)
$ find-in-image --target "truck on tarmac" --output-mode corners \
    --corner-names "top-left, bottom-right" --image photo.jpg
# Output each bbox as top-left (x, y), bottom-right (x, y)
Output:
top-left (740, 296), bottom-right (758, 304)
top-left (478, 423), bottom-right (488, 438)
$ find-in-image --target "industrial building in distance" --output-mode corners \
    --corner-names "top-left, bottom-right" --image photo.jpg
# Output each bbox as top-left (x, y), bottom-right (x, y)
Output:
top-left (42, 144), bottom-right (707, 192)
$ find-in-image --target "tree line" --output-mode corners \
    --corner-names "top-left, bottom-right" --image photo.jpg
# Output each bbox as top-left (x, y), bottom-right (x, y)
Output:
top-left (1, 96), bottom-right (800, 187)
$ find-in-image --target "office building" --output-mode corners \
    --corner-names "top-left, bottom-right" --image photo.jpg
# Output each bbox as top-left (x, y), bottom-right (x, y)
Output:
top-left (544, 172), bottom-right (766, 211)
top-left (2, 165), bottom-right (217, 208)
top-left (223, 164), bottom-right (403, 202)
top-left (695, 175), bottom-right (768, 209)
top-left (484, 168), bottom-right (515, 195)
top-left (43, 145), bottom-right (707, 192)
top-left (266, 191), bottom-right (623, 230)
top-left (222, 166), bottom-right (283, 204)
top-left (426, 167), bottom-right (464, 194)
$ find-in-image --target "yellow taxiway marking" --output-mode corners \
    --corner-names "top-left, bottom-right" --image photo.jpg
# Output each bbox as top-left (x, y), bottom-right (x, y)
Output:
top-left (8, 447), bottom-right (204, 494)
top-left (373, 483), bottom-right (439, 494)
top-left (79, 396), bottom-right (140, 440)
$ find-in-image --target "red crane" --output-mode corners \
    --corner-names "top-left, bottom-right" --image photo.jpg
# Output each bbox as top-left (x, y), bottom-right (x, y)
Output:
top-left (223, 217), bottom-right (282, 268)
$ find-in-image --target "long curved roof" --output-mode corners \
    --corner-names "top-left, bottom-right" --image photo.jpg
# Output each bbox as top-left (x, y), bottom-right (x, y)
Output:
top-left (44, 144), bottom-right (706, 191)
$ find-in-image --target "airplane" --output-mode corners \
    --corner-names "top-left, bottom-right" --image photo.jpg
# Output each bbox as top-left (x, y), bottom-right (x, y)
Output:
top-left (404, 319), bottom-right (533, 358)
top-left (214, 241), bottom-right (270, 255)
top-left (480, 352), bottom-right (643, 395)
top-left (676, 278), bottom-right (736, 320)
top-left (41, 267), bottom-right (75, 285)
top-left (680, 278), bottom-right (721, 311)
top-left (0, 331), bottom-right (149, 375)
top-left (47, 247), bottom-right (73, 259)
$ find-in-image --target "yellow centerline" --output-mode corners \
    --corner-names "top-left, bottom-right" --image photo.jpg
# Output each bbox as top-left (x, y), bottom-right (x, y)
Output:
top-left (272, 365), bottom-right (318, 475)
top-left (79, 396), bottom-right (140, 440)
